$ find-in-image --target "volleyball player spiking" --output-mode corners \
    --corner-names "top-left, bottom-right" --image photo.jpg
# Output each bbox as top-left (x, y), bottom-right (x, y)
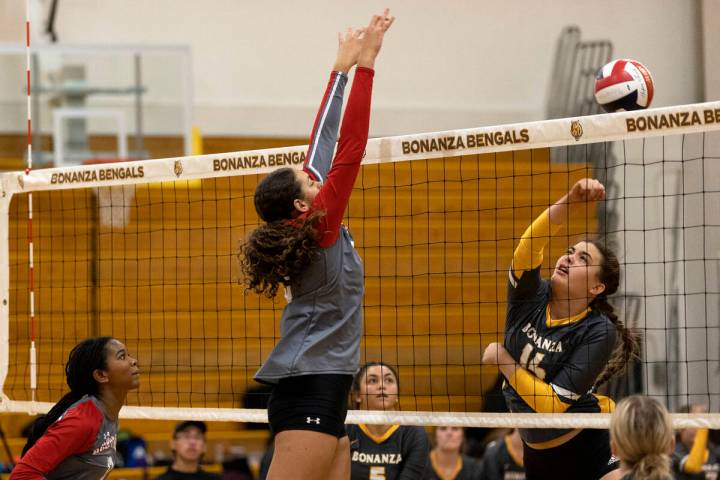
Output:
top-left (483, 178), bottom-right (638, 480)
top-left (239, 10), bottom-right (394, 480)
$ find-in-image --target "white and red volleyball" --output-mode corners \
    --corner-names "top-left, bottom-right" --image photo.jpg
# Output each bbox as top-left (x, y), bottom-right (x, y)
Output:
top-left (594, 59), bottom-right (654, 113)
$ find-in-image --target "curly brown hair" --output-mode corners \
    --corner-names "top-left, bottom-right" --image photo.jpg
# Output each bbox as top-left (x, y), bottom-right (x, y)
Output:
top-left (238, 168), bottom-right (323, 298)
top-left (239, 216), bottom-right (321, 298)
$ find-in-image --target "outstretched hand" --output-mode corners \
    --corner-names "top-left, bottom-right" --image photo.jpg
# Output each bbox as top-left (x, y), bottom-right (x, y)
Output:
top-left (334, 27), bottom-right (365, 74)
top-left (567, 178), bottom-right (606, 203)
top-left (358, 8), bottom-right (395, 69)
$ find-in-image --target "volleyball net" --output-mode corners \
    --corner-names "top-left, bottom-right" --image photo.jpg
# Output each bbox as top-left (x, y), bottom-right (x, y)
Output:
top-left (1, 102), bottom-right (719, 428)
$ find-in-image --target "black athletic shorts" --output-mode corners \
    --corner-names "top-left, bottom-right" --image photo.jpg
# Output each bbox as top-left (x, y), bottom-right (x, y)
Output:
top-left (267, 374), bottom-right (353, 438)
top-left (523, 429), bottom-right (620, 480)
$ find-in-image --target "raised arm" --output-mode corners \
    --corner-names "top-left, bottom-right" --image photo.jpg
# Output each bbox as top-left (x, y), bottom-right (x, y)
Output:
top-left (509, 178), bottom-right (606, 298)
top-left (680, 406), bottom-right (710, 474)
top-left (513, 178), bottom-right (605, 274)
top-left (311, 10), bottom-right (395, 247)
top-left (303, 28), bottom-right (363, 182)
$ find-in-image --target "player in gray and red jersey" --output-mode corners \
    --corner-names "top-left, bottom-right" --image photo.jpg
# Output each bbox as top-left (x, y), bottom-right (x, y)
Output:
top-left (12, 336), bottom-right (140, 479)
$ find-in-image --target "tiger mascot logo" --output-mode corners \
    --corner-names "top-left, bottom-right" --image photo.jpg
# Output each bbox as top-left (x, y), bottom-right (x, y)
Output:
top-left (570, 120), bottom-right (583, 141)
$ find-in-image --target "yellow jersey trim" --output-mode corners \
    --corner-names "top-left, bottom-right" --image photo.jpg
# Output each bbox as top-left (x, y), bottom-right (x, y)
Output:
top-left (545, 304), bottom-right (591, 328)
top-left (429, 450), bottom-right (463, 480)
top-left (358, 424), bottom-right (400, 444)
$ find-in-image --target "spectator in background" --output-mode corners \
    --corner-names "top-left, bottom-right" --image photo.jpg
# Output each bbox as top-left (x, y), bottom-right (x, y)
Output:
top-left (156, 421), bottom-right (220, 480)
top-left (221, 453), bottom-right (254, 480)
top-left (425, 426), bottom-right (482, 480)
top-left (347, 361), bottom-right (429, 479)
top-left (480, 429), bottom-right (525, 480)
top-left (673, 404), bottom-right (720, 480)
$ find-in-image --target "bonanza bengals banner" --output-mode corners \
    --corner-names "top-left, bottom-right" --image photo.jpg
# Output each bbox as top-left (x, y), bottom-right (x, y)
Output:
top-left (3, 100), bottom-right (720, 195)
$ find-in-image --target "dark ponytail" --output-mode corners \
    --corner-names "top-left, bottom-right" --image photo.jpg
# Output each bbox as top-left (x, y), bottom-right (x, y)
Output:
top-left (22, 336), bottom-right (113, 456)
top-left (587, 240), bottom-right (639, 388)
top-left (239, 168), bottom-right (322, 298)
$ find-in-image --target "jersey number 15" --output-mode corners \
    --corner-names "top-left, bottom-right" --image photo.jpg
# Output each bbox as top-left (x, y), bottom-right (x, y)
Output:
top-left (519, 343), bottom-right (546, 380)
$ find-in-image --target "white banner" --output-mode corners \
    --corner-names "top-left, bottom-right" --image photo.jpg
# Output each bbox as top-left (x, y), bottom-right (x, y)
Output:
top-left (2, 100), bottom-right (720, 195)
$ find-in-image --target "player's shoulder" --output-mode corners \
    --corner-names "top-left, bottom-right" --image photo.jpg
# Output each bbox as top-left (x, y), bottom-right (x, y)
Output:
top-left (584, 310), bottom-right (617, 337)
top-left (62, 395), bottom-right (103, 423)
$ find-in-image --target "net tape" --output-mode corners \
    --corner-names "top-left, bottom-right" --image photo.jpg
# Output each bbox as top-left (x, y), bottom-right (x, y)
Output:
top-left (2, 101), bottom-right (720, 195)
top-left (1, 399), bottom-right (720, 429)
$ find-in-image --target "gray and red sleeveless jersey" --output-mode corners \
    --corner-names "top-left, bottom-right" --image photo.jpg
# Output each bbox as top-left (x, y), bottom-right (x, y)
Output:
top-left (254, 67), bottom-right (373, 383)
top-left (12, 395), bottom-right (118, 479)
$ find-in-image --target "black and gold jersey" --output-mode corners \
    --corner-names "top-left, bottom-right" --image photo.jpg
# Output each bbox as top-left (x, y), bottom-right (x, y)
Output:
top-left (503, 266), bottom-right (616, 443)
top-left (425, 452), bottom-right (482, 480)
top-left (347, 424), bottom-right (429, 480)
top-left (672, 431), bottom-right (720, 480)
top-left (501, 209), bottom-right (617, 445)
top-left (480, 435), bottom-right (525, 480)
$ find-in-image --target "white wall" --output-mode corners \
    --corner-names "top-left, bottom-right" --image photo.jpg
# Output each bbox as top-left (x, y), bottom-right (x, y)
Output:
top-left (0, 0), bottom-right (706, 136)
top-left (703, 0), bottom-right (720, 100)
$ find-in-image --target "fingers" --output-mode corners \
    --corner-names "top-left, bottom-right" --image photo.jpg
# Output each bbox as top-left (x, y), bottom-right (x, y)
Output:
top-left (381, 8), bottom-right (395, 31)
top-left (368, 8), bottom-right (395, 31)
top-left (338, 26), bottom-right (354, 43)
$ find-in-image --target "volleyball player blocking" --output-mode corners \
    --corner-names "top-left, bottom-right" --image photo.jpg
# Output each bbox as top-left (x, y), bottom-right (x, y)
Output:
top-left (240, 10), bottom-right (395, 480)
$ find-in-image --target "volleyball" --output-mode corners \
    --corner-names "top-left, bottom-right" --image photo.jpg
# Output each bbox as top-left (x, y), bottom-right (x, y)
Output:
top-left (594, 59), bottom-right (654, 112)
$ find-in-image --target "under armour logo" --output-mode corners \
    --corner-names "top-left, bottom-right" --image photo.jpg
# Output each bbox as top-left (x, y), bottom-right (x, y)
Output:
top-left (306, 417), bottom-right (321, 425)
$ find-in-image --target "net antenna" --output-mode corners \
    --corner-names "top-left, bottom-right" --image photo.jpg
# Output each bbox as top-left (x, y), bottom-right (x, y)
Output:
top-left (25, 0), bottom-right (38, 404)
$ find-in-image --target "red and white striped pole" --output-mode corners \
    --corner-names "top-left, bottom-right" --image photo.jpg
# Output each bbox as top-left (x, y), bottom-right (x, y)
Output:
top-left (25, 0), bottom-right (37, 401)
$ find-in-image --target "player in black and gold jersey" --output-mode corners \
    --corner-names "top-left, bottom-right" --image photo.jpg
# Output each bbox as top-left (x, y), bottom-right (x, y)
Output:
top-left (480, 429), bottom-right (525, 480)
top-left (347, 362), bottom-right (429, 480)
top-left (673, 404), bottom-right (720, 480)
top-left (425, 426), bottom-right (482, 480)
top-left (482, 178), bottom-right (638, 479)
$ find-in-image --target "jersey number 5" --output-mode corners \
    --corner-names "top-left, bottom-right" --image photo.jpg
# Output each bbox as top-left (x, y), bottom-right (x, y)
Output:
top-left (369, 466), bottom-right (386, 480)
top-left (519, 343), bottom-right (546, 380)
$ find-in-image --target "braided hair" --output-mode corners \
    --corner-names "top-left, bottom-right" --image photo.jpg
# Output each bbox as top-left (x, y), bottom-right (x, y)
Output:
top-left (239, 167), bottom-right (322, 298)
top-left (587, 240), bottom-right (639, 388)
top-left (22, 336), bottom-right (113, 456)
